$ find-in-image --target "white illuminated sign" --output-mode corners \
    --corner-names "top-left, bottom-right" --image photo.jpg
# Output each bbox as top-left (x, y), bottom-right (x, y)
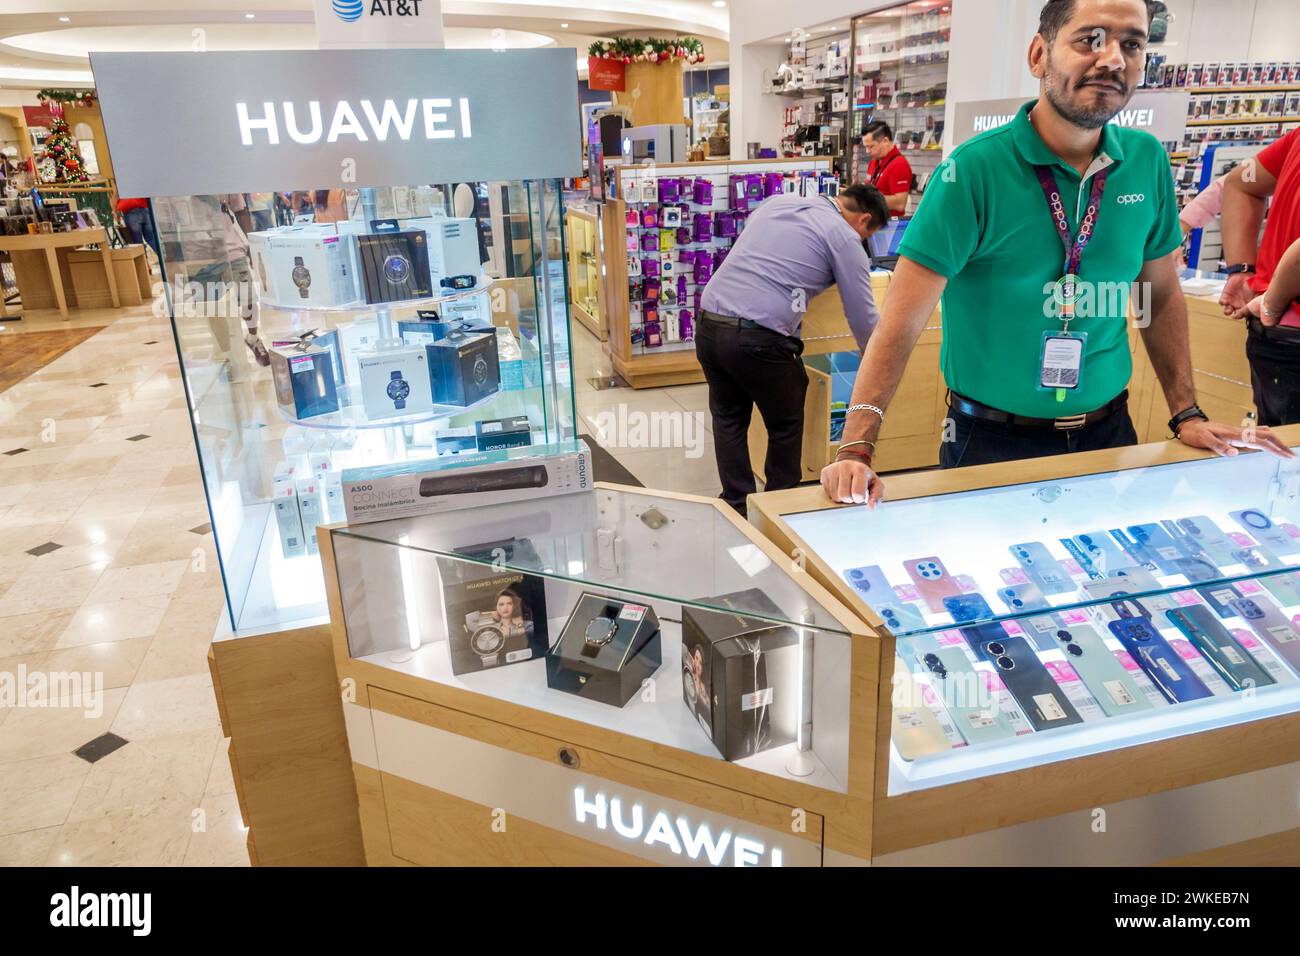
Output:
top-left (573, 787), bottom-right (785, 867)
top-left (236, 98), bottom-right (472, 146)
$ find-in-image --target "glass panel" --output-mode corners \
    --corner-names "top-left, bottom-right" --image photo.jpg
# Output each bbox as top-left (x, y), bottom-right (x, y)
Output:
top-left (331, 488), bottom-right (853, 791)
top-left (782, 449), bottom-right (1300, 792)
top-left (152, 180), bottom-right (577, 634)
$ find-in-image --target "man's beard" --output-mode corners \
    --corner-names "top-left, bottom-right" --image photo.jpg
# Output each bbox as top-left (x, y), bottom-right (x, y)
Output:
top-left (1043, 62), bottom-right (1131, 129)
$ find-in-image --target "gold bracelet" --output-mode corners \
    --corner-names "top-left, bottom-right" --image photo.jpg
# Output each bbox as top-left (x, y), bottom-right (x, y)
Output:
top-left (838, 440), bottom-right (876, 452)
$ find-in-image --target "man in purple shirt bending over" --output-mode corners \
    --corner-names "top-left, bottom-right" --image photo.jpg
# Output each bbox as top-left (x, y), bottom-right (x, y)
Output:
top-left (697, 183), bottom-right (887, 515)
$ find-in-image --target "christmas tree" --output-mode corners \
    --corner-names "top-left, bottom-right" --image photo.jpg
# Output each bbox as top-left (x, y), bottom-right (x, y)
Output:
top-left (41, 114), bottom-right (90, 184)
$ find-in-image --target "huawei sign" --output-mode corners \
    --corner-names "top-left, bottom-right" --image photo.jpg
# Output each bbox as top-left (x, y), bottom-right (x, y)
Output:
top-left (236, 98), bottom-right (472, 145)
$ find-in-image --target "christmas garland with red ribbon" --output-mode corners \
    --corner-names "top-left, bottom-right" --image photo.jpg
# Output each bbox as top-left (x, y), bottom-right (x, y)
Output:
top-left (588, 37), bottom-right (705, 65)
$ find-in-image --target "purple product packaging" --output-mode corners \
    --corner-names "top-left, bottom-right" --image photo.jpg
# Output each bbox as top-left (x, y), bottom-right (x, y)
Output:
top-left (763, 172), bottom-right (784, 196)
top-left (658, 177), bottom-right (682, 204)
top-left (641, 232), bottom-right (659, 252)
top-left (745, 174), bottom-right (763, 201)
top-left (679, 248), bottom-right (696, 266)
top-left (640, 207), bottom-right (658, 228)
top-left (680, 310), bottom-right (695, 341)
top-left (644, 277), bottom-right (661, 301)
top-left (644, 320), bottom-right (663, 348)
top-left (693, 212), bottom-right (713, 243)
top-left (694, 254), bottom-right (714, 284)
top-left (676, 227), bottom-right (692, 245)
top-left (626, 209), bottom-right (639, 227)
top-left (729, 175), bottom-right (748, 211)
top-left (677, 275), bottom-right (688, 300)
top-left (714, 211), bottom-right (738, 238)
top-left (693, 178), bottom-right (714, 206)
top-left (643, 258), bottom-right (660, 277)
top-left (714, 247), bottom-right (729, 267)
top-left (694, 289), bottom-right (704, 311)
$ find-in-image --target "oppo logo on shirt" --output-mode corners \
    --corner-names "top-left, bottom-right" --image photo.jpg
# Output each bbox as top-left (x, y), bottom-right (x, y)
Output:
top-left (1117, 193), bottom-right (1146, 206)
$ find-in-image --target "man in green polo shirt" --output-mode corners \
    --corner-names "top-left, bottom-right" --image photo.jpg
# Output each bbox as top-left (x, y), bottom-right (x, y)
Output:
top-left (824, 0), bottom-right (1291, 505)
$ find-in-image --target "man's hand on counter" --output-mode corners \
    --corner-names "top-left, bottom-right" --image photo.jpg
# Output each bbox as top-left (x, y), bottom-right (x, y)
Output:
top-left (1176, 418), bottom-right (1295, 459)
top-left (821, 458), bottom-right (885, 507)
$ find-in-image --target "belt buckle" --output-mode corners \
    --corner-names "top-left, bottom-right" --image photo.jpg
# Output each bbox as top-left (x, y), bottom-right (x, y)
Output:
top-left (1053, 413), bottom-right (1088, 431)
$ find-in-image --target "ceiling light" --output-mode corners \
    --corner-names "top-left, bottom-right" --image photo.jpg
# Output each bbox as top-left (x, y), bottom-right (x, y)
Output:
top-left (560, 23), bottom-right (569, 28)
top-left (59, 16), bottom-right (70, 22)
top-left (245, 13), bottom-right (255, 18)
top-left (712, 1), bottom-right (727, 7)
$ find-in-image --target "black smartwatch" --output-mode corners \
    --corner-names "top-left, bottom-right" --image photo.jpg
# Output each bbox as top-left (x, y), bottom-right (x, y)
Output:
top-left (1222, 263), bottom-right (1257, 276)
top-left (1169, 405), bottom-right (1209, 437)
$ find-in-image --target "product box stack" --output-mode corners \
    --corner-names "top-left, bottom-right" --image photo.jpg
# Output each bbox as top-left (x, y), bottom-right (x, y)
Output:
top-left (620, 165), bottom-right (837, 353)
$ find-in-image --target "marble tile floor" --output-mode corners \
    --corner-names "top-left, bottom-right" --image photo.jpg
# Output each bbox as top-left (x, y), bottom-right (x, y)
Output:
top-left (0, 300), bottom-right (733, 866)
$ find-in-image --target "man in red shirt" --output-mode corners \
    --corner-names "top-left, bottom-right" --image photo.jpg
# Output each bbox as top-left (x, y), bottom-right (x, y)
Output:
top-left (861, 120), bottom-right (913, 217)
top-left (1220, 127), bottom-right (1300, 424)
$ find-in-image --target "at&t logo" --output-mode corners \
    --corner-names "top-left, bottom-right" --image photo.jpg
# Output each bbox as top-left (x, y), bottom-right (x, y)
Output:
top-left (1117, 193), bottom-right (1146, 206)
top-left (332, 0), bottom-right (363, 21)
top-left (335, 0), bottom-right (425, 20)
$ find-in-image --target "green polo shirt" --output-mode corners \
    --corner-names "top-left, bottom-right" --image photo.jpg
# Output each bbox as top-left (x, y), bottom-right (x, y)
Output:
top-left (898, 100), bottom-right (1183, 418)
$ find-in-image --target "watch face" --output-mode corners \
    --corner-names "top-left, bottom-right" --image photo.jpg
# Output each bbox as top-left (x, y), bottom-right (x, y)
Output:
top-left (383, 254), bottom-right (411, 285)
top-left (472, 355), bottom-right (488, 385)
top-left (470, 625), bottom-right (505, 655)
top-left (386, 378), bottom-right (410, 402)
top-left (292, 264), bottom-right (312, 290)
top-left (682, 662), bottom-right (698, 706)
top-left (584, 616), bottom-right (617, 647)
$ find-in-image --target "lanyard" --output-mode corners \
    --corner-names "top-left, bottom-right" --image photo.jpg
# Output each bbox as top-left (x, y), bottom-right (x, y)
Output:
top-left (1033, 165), bottom-right (1108, 331)
top-left (870, 151), bottom-right (898, 186)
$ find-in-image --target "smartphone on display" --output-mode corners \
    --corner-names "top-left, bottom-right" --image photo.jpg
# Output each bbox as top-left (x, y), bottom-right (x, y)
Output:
top-left (1168, 516), bottom-right (1239, 568)
top-left (891, 668), bottom-right (953, 761)
top-left (942, 592), bottom-right (995, 624)
top-left (1197, 584), bottom-right (1244, 618)
top-left (874, 601), bottom-right (928, 635)
top-left (1126, 523), bottom-right (1191, 575)
top-left (914, 644), bottom-right (1017, 746)
top-left (1165, 606), bottom-right (1276, 691)
top-left (1107, 617), bottom-right (1215, 704)
top-left (961, 625), bottom-right (1083, 731)
top-left (1256, 570), bottom-right (1300, 608)
top-left (996, 582), bottom-right (1052, 616)
top-left (842, 564), bottom-right (894, 601)
top-left (904, 555), bottom-right (962, 612)
top-left (1047, 624), bottom-right (1153, 717)
top-left (1069, 531), bottom-right (1139, 578)
top-left (1008, 542), bottom-right (1076, 595)
top-left (1229, 509), bottom-right (1298, 553)
top-left (1228, 596), bottom-right (1300, 673)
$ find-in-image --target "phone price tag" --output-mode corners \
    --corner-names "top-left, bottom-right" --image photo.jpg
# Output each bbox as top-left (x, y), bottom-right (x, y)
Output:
top-left (1037, 331), bottom-right (1086, 391)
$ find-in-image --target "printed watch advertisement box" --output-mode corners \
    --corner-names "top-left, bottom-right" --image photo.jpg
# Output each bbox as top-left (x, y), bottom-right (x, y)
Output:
top-left (681, 588), bottom-right (801, 760)
top-left (438, 545), bottom-right (549, 675)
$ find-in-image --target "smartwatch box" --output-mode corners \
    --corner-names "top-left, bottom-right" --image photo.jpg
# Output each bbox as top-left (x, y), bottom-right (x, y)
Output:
top-left (547, 593), bottom-right (662, 707)
top-left (681, 589), bottom-right (801, 760)
top-left (269, 342), bottom-right (340, 421)
top-left (438, 543), bottom-right (548, 675)
top-left (355, 230), bottom-right (432, 304)
top-left (270, 233), bottom-right (356, 307)
top-left (404, 216), bottom-right (481, 291)
top-left (426, 330), bottom-right (501, 407)
top-left (295, 474), bottom-right (324, 556)
top-left (355, 345), bottom-right (434, 419)
top-left (475, 415), bottom-right (531, 452)
top-left (272, 473), bottom-right (306, 559)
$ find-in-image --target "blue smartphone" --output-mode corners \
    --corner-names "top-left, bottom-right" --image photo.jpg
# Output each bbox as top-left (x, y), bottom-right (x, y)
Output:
top-left (875, 601), bottom-right (928, 635)
top-left (943, 593), bottom-right (996, 624)
top-left (842, 565), bottom-right (894, 601)
top-left (997, 582), bottom-right (1052, 615)
top-left (1126, 523), bottom-right (1192, 575)
top-left (1108, 617), bottom-right (1215, 704)
top-left (1008, 542), bottom-right (1076, 595)
top-left (1167, 516), bottom-right (1239, 568)
top-left (1165, 605), bottom-right (1276, 692)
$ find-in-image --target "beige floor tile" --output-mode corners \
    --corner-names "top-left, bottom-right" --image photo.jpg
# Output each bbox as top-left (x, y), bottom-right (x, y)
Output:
top-left (614, 444), bottom-right (722, 496)
top-left (41, 638), bottom-right (152, 691)
top-left (111, 673), bottom-right (220, 740)
top-left (55, 594), bottom-right (171, 648)
top-left (0, 754), bottom-right (90, 835)
top-left (0, 826), bottom-right (61, 866)
top-left (44, 800), bottom-right (194, 867)
top-left (0, 688), bottom-right (126, 763)
top-left (133, 619), bottom-right (215, 684)
top-left (85, 559), bottom-right (189, 605)
top-left (0, 565), bottom-right (104, 617)
top-left (0, 607), bottom-right (77, 658)
top-left (204, 738), bottom-right (236, 798)
top-left (66, 726), bottom-right (222, 824)
top-left (183, 793), bottom-right (249, 867)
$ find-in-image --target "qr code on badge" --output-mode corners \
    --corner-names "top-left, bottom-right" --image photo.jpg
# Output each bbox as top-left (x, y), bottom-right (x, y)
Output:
top-left (1042, 366), bottom-right (1079, 387)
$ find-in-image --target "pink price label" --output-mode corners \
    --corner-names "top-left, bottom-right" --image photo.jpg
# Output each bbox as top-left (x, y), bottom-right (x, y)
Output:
top-left (1063, 558), bottom-right (1085, 576)
top-left (1000, 567), bottom-right (1031, 585)
top-left (1283, 523), bottom-right (1300, 539)
top-left (1169, 638), bottom-right (1202, 662)
top-left (1002, 620), bottom-right (1026, 637)
top-left (1115, 649), bottom-right (1141, 671)
top-left (1233, 628), bottom-right (1262, 649)
top-left (1175, 591), bottom-right (1202, 606)
top-left (1229, 532), bottom-right (1257, 547)
top-left (1045, 660), bottom-right (1082, 683)
top-left (936, 630), bottom-right (966, 647)
top-left (1292, 614), bottom-right (1300, 630)
top-left (894, 584), bottom-right (920, 602)
top-left (1237, 580), bottom-right (1264, 596)
top-left (979, 670), bottom-right (1008, 693)
top-left (920, 683), bottom-right (940, 706)
top-left (1059, 610), bottom-right (1091, 625)
top-left (955, 574), bottom-right (978, 592)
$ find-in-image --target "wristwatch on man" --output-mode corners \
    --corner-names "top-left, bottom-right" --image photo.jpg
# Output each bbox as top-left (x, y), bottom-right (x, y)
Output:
top-left (1222, 263), bottom-right (1257, 277)
top-left (1169, 405), bottom-right (1209, 438)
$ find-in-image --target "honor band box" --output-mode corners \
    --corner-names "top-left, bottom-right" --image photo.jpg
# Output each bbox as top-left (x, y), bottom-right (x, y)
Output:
top-left (681, 588), bottom-right (801, 760)
top-left (547, 593), bottom-right (662, 708)
top-left (341, 440), bottom-right (592, 524)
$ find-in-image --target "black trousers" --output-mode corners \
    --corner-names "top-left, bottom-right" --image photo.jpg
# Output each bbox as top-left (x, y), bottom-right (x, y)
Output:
top-left (695, 317), bottom-right (807, 515)
top-left (1246, 326), bottom-right (1300, 427)
top-left (939, 399), bottom-right (1138, 469)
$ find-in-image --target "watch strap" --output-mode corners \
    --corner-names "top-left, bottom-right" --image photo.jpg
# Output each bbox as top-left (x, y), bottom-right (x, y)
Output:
top-left (1222, 263), bottom-right (1257, 276)
top-left (1169, 405), bottom-right (1209, 436)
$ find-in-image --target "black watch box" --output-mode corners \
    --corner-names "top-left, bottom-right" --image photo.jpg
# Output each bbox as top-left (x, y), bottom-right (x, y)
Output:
top-left (356, 230), bottom-right (433, 304)
top-left (437, 538), bottom-right (548, 676)
top-left (427, 330), bottom-right (501, 406)
top-left (681, 589), bottom-right (801, 760)
top-left (547, 593), bottom-right (662, 707)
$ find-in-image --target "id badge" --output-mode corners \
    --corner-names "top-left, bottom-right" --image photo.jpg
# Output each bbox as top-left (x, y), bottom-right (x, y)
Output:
top-left (1037, 331), bottom-right (1086, 393)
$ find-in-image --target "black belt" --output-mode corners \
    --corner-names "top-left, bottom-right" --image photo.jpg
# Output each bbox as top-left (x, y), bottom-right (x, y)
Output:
top-left (1247, 317), bottom-right (1300, 341)
top-left (700, 309), bottom-right (787, 336)
top-left (948, 389), bottom-right (1129, 431)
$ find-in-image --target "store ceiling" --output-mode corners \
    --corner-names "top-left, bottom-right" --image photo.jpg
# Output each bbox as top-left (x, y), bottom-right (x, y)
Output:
top-left (0, 0), bottom-right (731, 89)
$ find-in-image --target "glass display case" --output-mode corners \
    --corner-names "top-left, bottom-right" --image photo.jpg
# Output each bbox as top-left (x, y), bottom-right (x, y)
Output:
top-left (565, 204), bottom-right (605, 341)
top-left (327, 486), bottom-right (859, 792)
top-left (152, 180), bottom-right (576, 635)
top-left (777, 447), bottom-right (1300, 795)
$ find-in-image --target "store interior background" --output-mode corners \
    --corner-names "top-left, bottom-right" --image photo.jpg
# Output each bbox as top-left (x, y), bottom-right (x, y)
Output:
top-left (0, 0), bottom-right (1294, 866)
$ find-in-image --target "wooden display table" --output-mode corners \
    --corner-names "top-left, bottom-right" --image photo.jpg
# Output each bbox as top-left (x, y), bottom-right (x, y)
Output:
top-left (68, 244), bottom-right (152, 308)
top-left (0, 227), bottom-right (119, 318)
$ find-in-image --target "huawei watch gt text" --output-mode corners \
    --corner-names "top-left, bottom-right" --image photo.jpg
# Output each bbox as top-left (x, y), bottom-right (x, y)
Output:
top-left (236, 98), bottom-right (472, 146)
